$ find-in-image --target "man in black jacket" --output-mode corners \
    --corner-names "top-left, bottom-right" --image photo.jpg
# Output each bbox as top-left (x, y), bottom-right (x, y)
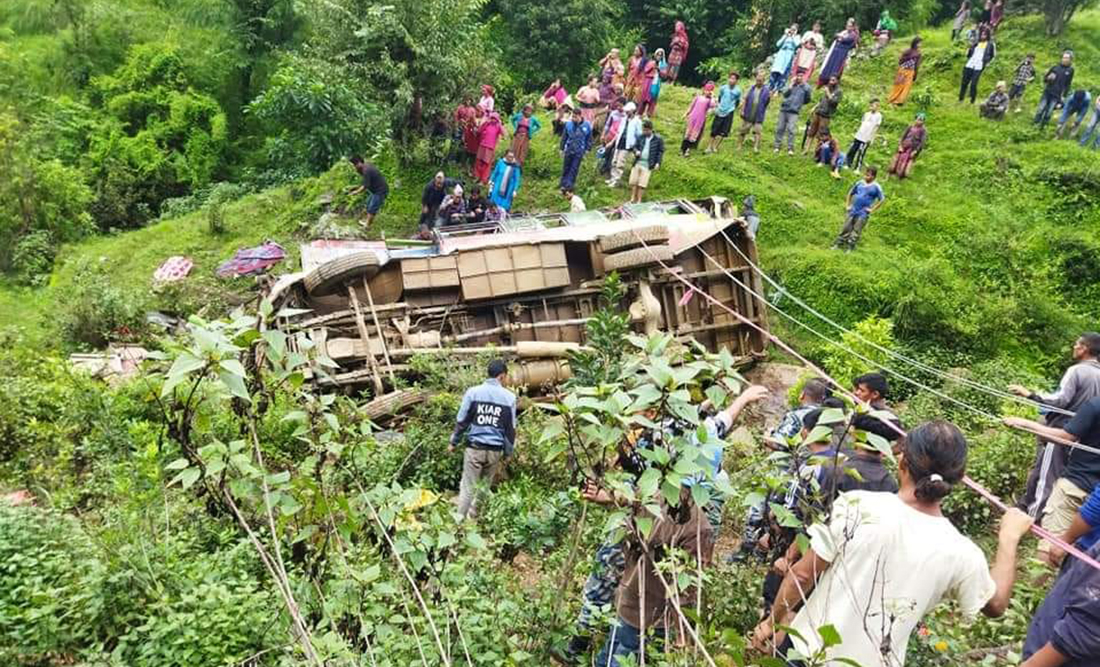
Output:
top-left (629, 120), bottom-right (664, 204)
top-left (1035, 50), bottom-right (1075, 127)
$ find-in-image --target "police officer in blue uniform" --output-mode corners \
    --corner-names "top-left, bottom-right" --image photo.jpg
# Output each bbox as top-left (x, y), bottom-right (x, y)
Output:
top-left (450, 359), bottom-right (517, 519)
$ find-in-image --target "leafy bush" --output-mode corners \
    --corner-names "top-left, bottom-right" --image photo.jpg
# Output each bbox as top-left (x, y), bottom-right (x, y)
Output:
top-left (84, 42), bottom-right (229, 228)
top-left (11, 230), bottom-right (56, 285)
top-left (303, 0), bottom-right (497, 139)
top-left (494, 0), bottom-right (624, 86)
top-left (115, 547), bottom-right (277, 667)
top-left (818, 315), bottom-right (897, 391)
top-left (55, 257), bottom-right (146, 348)
top-left (0, 112), bottom-right (95, 275)
top-left (0, 504), bottom-right (106, 664)
top-left (247, 54), bottom-right (389, 177)
top-left (482, 476), bottom-right (577, 560)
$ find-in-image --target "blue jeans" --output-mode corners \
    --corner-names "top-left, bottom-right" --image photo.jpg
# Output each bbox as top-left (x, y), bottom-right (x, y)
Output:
top-left (560, 151), bottom-right (584, 190)
top-left (595, 618), bottom-right (665, 667)
top-left (1058, 93), bottom-right (1092, 134)
top-left (1034, 92), bottom-right (1061, 127)
top-left (366, 192), bottom-right (386, 215)
top-left (1078, 111), bottom-right (1100, 148)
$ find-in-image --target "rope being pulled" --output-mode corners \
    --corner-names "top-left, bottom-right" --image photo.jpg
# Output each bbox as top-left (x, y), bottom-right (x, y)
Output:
top-left (630, 226), bottom-right (1100, 573)
top-left (694, 235), bottom-right (1100, 457)
top-left (719, 229), bottom-right (1076, 418)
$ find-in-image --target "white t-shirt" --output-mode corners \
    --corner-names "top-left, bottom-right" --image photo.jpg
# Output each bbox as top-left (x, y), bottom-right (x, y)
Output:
top-left (855, 111), bottom-right (883, 143)
top-left (787, 491), bottom-right (995, 667)
top-left (570, 195), bottom-right (587, 212)
top-left (966, 42), bottom-right (988, 70)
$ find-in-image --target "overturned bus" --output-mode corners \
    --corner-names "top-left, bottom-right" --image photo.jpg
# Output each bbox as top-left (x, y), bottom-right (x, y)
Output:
top-left (267, 197), bottom-right (770, 393)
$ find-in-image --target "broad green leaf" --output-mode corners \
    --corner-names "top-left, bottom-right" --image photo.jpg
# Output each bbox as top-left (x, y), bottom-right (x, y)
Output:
top-left (219, 369), bottom-right (250, 401)
top-left (171, 467), bottom-right (201, 490)
top-left (465, 531), bottom-right (488, 551)
top-left (636, 468), bottom-right (660, 499)
top-left (219, 358), bottom-right (247, 377)
top-left (635, 515), bottom-right (654, 538)
top-left (818, 624), bottom-right (842, 648)
top-left (165, 458), bottom-right (190, 471)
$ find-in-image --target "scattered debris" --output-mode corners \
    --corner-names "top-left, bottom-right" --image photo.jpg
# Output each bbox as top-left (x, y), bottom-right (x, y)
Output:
top-left (153, 256), bottom-right (194, 283)
top-left (215, 241), bottom-right (286, 278)
top-left (69, 346), bottom-right (150, 384)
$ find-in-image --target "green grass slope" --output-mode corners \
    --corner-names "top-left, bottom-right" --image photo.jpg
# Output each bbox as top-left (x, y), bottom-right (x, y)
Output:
top-left (6, 11), bottom-right (1100, 371)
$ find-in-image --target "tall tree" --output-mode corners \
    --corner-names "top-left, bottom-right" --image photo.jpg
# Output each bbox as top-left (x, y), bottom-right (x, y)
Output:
top-left (303, 0), bottom-right (497, 139)
top-left (1019, 0), bottom-right (1100, 34)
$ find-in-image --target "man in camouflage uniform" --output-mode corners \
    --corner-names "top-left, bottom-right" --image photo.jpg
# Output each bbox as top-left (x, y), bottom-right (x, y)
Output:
top-left (551, 386), bottom-right (768, 664)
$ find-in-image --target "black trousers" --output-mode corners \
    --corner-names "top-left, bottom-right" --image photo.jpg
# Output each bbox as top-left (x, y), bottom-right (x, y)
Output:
top-left (846, 139), bottom-right (869, 171)
top-left (960, 67), bottom-right (983, 103)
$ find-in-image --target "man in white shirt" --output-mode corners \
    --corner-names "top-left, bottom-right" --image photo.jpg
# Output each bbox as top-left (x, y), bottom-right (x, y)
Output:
top-left (607, 102), bottom-right (643, 187)
top-left (845, 98), bottom-right (883, 171)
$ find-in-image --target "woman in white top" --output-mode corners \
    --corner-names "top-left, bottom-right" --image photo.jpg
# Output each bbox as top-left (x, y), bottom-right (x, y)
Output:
top-left (753, 420), bottom-right (1035, 667)
top-left (959, 27), bottom-right (997, 103)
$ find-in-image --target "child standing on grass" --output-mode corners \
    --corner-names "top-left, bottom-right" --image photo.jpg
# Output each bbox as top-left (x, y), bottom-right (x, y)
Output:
top-left (1010, 53), bottom-right (1037, 113)
top-left (846, 98), bottom-right (883, 172)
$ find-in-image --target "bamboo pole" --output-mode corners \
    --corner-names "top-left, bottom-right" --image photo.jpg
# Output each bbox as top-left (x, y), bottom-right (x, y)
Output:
top-left (347, 285), bottom-right (385, 394)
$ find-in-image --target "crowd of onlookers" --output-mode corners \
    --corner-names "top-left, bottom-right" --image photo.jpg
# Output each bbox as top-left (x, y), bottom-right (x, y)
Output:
top-left (347, 3), bottom-right (1095, 251)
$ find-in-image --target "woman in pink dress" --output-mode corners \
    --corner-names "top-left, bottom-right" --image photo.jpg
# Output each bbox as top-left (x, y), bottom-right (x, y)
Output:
top-left (790, 34), bottom-right (819, 83)
top-left (667, 21), bottom-right (690, 81)
top-left (635, 55), bottom-right (660, 116)
top-left (473, 112), bottom-right (504, 183)
top-left (576, 75), bottom-right (602, 126)
top-left (540, 79), bottom-right (568, 109)
top-left (680, 81), bottom-right (715, 156)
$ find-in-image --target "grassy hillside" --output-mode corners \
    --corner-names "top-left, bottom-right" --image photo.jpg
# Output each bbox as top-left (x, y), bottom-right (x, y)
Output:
top-left (5, 11), bottom-right (1100, 372)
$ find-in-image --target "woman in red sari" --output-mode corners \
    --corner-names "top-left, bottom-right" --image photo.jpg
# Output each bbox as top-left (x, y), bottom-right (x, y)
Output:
top-left (624, 44), bottom-right (645, 100)
top-left (667, 21), bottom-right (689, 82)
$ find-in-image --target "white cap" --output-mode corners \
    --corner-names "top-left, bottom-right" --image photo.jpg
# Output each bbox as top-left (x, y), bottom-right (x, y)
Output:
top-left (624, 102), bottom-right (637, 112)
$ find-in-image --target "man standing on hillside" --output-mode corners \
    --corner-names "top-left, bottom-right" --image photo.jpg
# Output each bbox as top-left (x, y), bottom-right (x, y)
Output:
top-left (1034, 50), bottom-right (1075, 128)
top-left (1005, 394), bottom-right (1100, 567)
top-left (705, 71), bottom-right (742, 154)
top-left (348, 156), bottom-right (388, 228)
top-left (608, 102), bottom-right (643, 187)
top-left (773, 72), bottom-right (813, 155)
top-left (831, 167), bottom-right (885, 251)
top-left (630, 120), bottom-right (664, 204)
top-left (560, 107), bottom-right (592, 193)
top-left (737, 70), bottom-right (772, 153)
top-left (450, 359), bottom-right (517, 520)
top-left (802, 75), bottom-right (842, 155)
top-left (1007, 333), bottom-right (1100, 519)
top-left (1009, 53), bottom-right (1037, 113)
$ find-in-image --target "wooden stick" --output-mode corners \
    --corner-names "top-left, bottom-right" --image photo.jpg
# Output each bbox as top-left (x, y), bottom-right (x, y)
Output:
top-left (362, 276), bottom-right (396, 383)
top-left (347, 285), bottom-right (385, 394)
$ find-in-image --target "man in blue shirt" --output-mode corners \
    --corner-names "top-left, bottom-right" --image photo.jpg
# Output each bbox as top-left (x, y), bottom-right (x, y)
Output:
top-left (450, 359), bottom-right (517, 519)
top-left (705, 71), bottom-right (742, 154)
top-left (832, 166), bottom-right (885, 251)
top-left (559, 108), bottom-right (592, 192)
